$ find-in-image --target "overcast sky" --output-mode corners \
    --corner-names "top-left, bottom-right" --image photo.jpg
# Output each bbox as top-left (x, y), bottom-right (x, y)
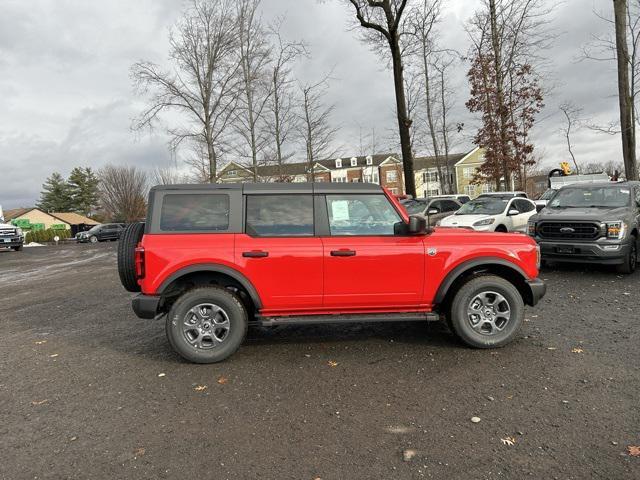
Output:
top-left (0, 0), bottom-right (624, 208)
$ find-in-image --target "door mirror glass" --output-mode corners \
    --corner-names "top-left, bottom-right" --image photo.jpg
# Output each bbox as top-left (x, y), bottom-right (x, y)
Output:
top-left (508, 209), bottom-right (519, 216)
top-left (408, 215), bottom-right (427, 234)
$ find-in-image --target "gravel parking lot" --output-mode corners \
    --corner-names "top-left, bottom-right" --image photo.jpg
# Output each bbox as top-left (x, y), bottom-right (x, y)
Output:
top-left (1, 243), bottom-right (638, 479)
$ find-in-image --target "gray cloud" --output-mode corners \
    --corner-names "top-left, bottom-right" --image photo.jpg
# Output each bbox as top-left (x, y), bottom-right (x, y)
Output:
top-left (0, 0), bottom-right (629, 208)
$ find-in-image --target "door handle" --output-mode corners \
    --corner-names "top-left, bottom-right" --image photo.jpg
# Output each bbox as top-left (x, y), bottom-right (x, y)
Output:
top-left (330, 249), bottom-right (356, 257)
top-left (242, 251), bottom-right (269, 258)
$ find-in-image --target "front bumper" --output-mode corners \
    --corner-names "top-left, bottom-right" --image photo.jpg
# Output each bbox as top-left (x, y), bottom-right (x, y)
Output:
top-left (525, 278), bottom-right (546, 306)
top-left (1, 237), bottom-right (24, 247)
top-left (537, 239), bottom-right (629, 265)
top-left (132, 294), bottom-right (160, 319)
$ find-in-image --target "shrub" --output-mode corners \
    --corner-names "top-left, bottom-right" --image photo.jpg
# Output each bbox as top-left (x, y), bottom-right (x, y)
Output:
top-left (25, 228), bottom-right (71, 244)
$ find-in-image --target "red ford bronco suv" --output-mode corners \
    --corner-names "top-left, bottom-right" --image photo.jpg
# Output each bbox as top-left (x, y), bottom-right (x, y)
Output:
top-left (117, 183), bottom-right (546, 363)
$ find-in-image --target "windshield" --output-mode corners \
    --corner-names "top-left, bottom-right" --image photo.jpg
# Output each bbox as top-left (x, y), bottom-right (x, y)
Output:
top-left (548, 186), bottom-right (631, 208)
top-left (456, 199), bottom-right (508, 215)
top-left (538, 189), bottom-right (557, 200)
top-left (87, 225), bottom-right (102, 233)
top-left (402, 200), bottom-right (428, 215)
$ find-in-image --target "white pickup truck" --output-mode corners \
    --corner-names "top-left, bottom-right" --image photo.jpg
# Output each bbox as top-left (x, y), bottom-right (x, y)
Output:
top-left (0, 205), bottom-right (24, 251)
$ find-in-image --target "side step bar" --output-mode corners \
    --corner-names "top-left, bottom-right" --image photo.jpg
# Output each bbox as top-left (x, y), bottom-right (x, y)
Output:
top-left (256, 312), bottom-right (440, 327)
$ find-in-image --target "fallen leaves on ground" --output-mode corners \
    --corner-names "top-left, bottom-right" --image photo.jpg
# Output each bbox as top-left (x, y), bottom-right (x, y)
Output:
top-left (157, 373), bottom-right (166, 377)
top-left (217, 376), bottom-right (228, 385)
top-left (49, 353), bottom-right (59, 358)
top-left (571, 347), bottom-right (584, 354)
top-left (546, 347), bottom-right (557, 350)
top-left (34, 340), bottom-right (47, 345)
top-left (194, 385), bottom-right (208, 392)
top-left (402, 449), bottom-right (417, 461)
top-left (31, 399), bottom-right (49, 406)
top-left (133, 447), bottom-right (146, 457)
top-left (327, 361), bottom-right (338, 367)
top-left (501, 436), bottom-right (516, 446)
top-left (628, 445), bottom-right (640, 457)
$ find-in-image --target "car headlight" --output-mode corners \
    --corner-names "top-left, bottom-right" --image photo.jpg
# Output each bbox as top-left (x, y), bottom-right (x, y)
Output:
top-left (473, 218), bottom-right (495, 227)
top-left (527, 221), bottom-right (536, 236)
top-left (16, 227), bottom-right (23, 236)
top-left (606, 221), bottom-right (626, 239)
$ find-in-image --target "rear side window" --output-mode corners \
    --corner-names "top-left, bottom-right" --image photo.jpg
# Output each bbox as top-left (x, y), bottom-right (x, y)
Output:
top-left (160, 194), bottom-right (230, 231)
top-left (246, 195), bottom-right (314, 237)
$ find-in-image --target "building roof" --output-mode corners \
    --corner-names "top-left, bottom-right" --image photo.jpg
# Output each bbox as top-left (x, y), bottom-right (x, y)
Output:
top-left (50, 212), bottom-right (100, 225)
top-left (3, 207), bottom-right (36, 221)
top-left (413, 152), bottom-right (469, 170)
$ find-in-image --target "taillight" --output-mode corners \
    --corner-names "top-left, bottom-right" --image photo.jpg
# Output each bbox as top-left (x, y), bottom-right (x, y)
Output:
top-left (134, 247), bottom-right (145, 279)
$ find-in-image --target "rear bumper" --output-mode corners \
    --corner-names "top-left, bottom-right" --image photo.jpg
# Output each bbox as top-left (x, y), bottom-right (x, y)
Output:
top-left (525, 278), bottom-right (546, 306)
top-left (538, 240), bottom-right (629, 265)
top-left (132, 294), bottom-right (160, 319)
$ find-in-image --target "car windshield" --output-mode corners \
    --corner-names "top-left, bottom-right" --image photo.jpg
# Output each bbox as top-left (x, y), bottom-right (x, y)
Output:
top-left (87, 225), bottom-right (102, 233)
top-left (456, 199), bottom-right (507, 215)
top-left (538, 189), bottom-right (556, 200)
top-left (402, 200), bottom-right (428, 215)
top-left (548, 186), bottom-right (631, 208)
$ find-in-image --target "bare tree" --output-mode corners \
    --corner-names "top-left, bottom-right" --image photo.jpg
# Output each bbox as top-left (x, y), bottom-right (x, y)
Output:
top-left (559, 102), bottom-right (582, 174)
top-left (345, 0), bottom-right (417, 197)
top-left (99, 165), bottom-right (148, 222)
top-left (151, 166), bottom-right (188, 185)
top-left (614, 0), bottom-right (639, 180)
top-left (298, 78), bottom-right (339, 181)
top-left (234, 0), bottom-right (273, 181)
top-left (267, 18), bottom-right (307, 179)
top-left (132, 0), bottom-right (241, 183)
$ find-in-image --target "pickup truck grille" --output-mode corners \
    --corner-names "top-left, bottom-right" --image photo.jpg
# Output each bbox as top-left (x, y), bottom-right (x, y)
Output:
top-left (538, 222), bottom-right (601, 240)
top-left (0, 228), bottom-right (16, 237)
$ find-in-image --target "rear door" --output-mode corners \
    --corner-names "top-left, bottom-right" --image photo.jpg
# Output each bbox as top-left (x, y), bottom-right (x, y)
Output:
top-left (235, 193), bottom-right (323, 312)
top-left (320, 193), bottom-right (425, 309)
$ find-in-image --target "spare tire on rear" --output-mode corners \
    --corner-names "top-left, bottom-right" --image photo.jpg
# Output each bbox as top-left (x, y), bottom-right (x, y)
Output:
top-left (118, 222), bottom-right (145, 292)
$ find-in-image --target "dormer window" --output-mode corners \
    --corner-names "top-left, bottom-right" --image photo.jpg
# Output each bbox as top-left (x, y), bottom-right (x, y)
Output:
top-left (366, 155), bottom-right (373, 165)
top-left (350, 157), bottom-right (357, 167)
top-left (335, 158), bottom-right (342, 168)
top-left (228, 170), bottom-right (236, 176)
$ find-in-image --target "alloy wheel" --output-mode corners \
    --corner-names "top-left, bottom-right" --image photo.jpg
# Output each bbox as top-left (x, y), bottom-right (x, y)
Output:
top-left (182, 303), bottom-right (231, 349)
top-left (467, 291), bottom-right (511, 336)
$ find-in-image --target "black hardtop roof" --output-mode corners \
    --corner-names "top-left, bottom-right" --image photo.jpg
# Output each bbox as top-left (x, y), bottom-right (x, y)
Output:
top-left (558, 181), bottom-right (640, 189)
top-left (150, 182), bottom-right (384, 195)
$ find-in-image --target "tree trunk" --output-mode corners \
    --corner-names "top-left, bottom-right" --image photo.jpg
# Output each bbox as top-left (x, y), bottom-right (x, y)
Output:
top-left (614, 0), bottom-right (638, 180)
top-left (489, 0), bottom-right (512, 191)
top-left (390, 37), bottom-right (416, 197)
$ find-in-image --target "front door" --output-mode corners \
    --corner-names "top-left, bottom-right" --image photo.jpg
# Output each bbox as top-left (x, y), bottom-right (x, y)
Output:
top-left (321, 193), bottom-right (425, 309)
top-left (235, 194), bottom-right (323, 313)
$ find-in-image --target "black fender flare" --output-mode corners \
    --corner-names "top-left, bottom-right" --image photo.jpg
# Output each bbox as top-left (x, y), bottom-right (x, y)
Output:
top-left (434, 257), bottom-right (529, 305)
top-left (158, 264), bottom-right (263, 309)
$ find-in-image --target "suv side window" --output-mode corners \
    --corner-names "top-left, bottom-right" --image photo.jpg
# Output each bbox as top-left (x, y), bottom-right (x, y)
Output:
top-left (246, 195), bottom-right (314, 237)
top-left (326, 194), bottom-right (402, 236)
top-left (160, 194), bottom-right (230, 231)
top-left (440, 200), bottom-right (460, 212)
top-left (515, 199), bottom-right (535, 213)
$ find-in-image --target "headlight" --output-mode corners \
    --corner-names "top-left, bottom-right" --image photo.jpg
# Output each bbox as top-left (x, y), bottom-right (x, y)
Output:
top-left (527, 221), bottom-right (536, 236)
top-left (16, 227), bottom-right (23, 236)
top-left (473, 218), bottom-right (495, 227)
top-left (606, 221), bottom-right (626, 239)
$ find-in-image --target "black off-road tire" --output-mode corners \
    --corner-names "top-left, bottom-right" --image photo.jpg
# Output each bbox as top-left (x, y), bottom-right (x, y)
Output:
top-left (165, 287), bottom-right (248, 363)
top-left (448, 275), bottom-right (524, 349)
top-left (616, 238), bottom-right (637, 274)
top-left (117, 222), bottom-right (145, 292)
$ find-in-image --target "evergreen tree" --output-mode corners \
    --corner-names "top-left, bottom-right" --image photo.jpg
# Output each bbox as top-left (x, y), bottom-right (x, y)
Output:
top-left (37, 172), bottom-right (73, 212)
top-left (68, 167), bottom-right (100, 215)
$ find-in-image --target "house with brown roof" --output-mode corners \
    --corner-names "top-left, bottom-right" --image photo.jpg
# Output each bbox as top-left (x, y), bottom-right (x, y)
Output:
top-left (4, 208), bottom-right (99, 235)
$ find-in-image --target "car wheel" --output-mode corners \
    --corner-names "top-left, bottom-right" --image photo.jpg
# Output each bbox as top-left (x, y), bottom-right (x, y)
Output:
top-left (90, 235), bottom-right (98, 243)
top-left (448, 275), bottom-right (524, 348)
top-left (616, 238), bottom-right (637, 274)
top-left (13, 245), bottom-right (23, 251)
top-left (117, 222), bottom-right (145, 292)
top-left (165, 287), bottom-right (247, 363)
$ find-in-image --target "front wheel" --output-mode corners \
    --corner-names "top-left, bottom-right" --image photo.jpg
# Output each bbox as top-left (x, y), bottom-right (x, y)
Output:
top-left (616, 239), bottom-right (637, 274)
top-left (13, 245), bottom-right (23, 251)
top-left (448, 275), bottom-right (524, 348)
top-left (165, 287), bottom-right (248, 363)
top-left (90, 235), bottom-right (98, 243)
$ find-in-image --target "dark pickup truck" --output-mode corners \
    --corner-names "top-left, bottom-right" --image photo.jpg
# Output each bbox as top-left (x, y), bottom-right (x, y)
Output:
top-left (528, 181), bottom-right (640, 274)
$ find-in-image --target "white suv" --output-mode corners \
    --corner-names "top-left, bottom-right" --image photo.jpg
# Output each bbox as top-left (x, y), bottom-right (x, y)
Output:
top-left (439, 197), bottom-right (537, 233)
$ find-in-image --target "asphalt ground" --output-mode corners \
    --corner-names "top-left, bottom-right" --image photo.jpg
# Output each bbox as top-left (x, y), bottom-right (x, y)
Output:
top-left (0, 242), bottom-right (638, 479)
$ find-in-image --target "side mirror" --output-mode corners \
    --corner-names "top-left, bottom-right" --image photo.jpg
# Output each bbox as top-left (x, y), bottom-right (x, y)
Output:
top-left (427, 208), bottom-right (439, 215)
top-left (408, 215), bottom-right (427, 234)
top-left (508, 209), bottom-right (519, 216)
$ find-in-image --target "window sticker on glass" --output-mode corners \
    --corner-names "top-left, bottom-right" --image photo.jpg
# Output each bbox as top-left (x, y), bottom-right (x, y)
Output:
top-left (331, 200), bottom-right (350, 221)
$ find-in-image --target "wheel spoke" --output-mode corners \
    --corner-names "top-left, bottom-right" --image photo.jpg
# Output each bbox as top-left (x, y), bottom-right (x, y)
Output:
top-left (466, 290), bottom-right (512, 336)
top-left (182, 303), bottom-right (230, 350)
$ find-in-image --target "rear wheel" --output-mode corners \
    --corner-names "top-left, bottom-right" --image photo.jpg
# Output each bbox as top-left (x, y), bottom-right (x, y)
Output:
top-left (117, 222), bottom-right (145, 292)
top-left (165, 287), bottom-right (247, 363)
top-left (448, 275), bottom-right (524, 348)
top-left (616, 238), bottom-right (637, 274)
